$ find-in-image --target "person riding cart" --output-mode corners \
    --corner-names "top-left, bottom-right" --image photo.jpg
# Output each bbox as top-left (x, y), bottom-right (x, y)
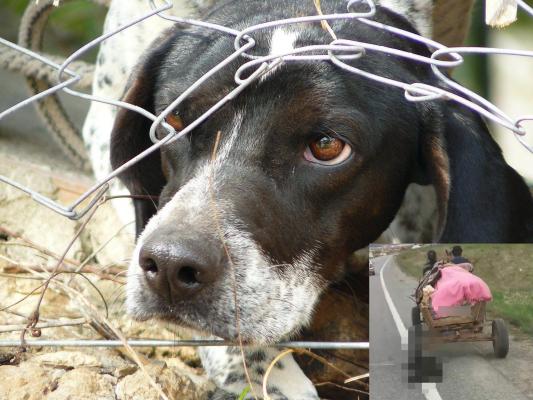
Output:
top-left (411, 257), bottom-right (509, 358)
top-left (450, 245), bottom-right (471, 265)
top-left (422, 250), bottom-right (437, 275)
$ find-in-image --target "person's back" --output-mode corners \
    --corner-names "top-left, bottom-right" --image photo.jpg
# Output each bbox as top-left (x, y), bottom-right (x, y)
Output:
top-left (451, 255), bottom-right (470, 264)
top-left (423, 250), bottom-right (437, 275)
top-left (450, 245), bottom-right (470, 265)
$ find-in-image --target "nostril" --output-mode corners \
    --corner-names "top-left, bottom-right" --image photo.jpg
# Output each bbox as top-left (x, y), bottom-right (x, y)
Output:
top-left (139, 238), bottom-right (222, 297)
top-left (177, 266), bottom-right (200, 286)
top-left (140, 257), bottom-right (158, 275)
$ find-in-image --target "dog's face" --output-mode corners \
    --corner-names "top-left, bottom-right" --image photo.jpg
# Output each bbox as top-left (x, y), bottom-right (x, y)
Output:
top-left (110, 2), bottom-right (533, 343)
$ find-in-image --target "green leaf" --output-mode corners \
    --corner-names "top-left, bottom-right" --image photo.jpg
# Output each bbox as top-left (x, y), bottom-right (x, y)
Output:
top-left (237, 386), bottom-right (251, 400)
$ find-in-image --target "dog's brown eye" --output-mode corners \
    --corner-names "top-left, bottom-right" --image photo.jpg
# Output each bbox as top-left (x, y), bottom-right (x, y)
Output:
top-left (310, 137), bottom-right (344, 160)
top-left (158, 114), bottom-right (184, 140)
top-left (165, 114), bottom-right (183, 131)
top-left (304, 136), bottom-right (352, 165)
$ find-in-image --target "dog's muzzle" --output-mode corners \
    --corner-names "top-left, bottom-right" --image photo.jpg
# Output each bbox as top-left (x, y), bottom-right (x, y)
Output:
top-left (139, 228), bottom-right (225, 301)
top-left (126, 167), bottom-right (324, 343)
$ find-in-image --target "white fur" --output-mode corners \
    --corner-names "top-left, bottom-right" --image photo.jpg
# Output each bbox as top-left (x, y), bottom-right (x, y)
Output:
top-left (270, 29), bottom-right (298, 56)
top-left (260, 29), bottom-right (299, 81)
top-left (377, 0), bottom-right (433, 38)
top-left (217, 111), bottom-right (244, 161)
top-left (82, 0), bottom-right (196, 227)
top-left (199, 347), bottom-right (319, 399)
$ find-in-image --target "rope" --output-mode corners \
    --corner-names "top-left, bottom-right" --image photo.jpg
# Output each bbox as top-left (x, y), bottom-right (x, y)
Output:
top-left (0, 47), bottom-right (94, 88)
top-left (4, 0), bottom-right (109, 172)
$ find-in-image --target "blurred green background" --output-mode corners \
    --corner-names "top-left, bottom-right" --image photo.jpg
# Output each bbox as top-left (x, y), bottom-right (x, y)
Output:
top-left (0, 0), bottom-right (107, 62)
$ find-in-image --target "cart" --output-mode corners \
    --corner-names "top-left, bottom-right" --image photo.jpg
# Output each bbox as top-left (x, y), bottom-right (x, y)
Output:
top-left (411, 271), bottom-right (509, 358)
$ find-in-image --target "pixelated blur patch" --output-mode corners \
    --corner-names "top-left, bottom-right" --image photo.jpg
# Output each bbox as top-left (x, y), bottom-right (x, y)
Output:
top-left (402, 325), bottom-right (443, 386)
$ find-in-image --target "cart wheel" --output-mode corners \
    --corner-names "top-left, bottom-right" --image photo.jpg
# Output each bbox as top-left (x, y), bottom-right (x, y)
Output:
top-left (412, 306), bottom-right (421, 326)
top-left (492, 319), bottom-right (509, 358)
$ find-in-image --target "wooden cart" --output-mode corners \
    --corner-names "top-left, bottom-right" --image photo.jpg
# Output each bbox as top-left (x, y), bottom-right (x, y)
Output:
top-left (411, 276), bottom-right (509, 358)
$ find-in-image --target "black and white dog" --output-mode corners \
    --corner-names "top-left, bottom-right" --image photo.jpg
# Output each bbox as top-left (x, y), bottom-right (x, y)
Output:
top-left (84, 0), bottom-right (533, 398)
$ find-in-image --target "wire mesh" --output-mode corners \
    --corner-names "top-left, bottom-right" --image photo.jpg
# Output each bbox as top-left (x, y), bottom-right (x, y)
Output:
top-left (0, 0), bottom-right (532, 219)
top-left (0, 0), bottom-right (532, 353)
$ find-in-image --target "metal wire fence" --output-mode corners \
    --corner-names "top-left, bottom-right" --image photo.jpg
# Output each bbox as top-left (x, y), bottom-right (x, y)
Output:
top-left (0, 339), bottom-right (369, 349)
top-left (1, 0), bottom-right (533, 352)
top-left (1, 0), bottom-right (533, 220)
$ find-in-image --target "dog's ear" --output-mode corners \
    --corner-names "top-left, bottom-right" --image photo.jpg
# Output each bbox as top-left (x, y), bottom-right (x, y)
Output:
top-left (110, 34), bottom-right (176, 237)
top-left (417, 102), bottom-right (533, 242)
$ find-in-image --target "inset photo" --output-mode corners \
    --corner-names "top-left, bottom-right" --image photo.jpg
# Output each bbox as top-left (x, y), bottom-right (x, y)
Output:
top-left (370, 244), bottom-right (533, 400)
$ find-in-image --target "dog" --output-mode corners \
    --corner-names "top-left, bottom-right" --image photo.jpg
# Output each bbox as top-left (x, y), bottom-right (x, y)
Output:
top-left (83, 0), bottom-right (533, 398)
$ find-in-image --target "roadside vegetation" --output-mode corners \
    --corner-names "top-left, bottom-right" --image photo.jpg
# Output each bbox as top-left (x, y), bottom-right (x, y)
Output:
top-left (396, 244), bottom-right (533, 336)
top-left (0, 0), bottom-right (106, 62)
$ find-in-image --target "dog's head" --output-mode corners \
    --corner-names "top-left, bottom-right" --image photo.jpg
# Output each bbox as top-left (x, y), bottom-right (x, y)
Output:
top-left (110, 1), bottom-right (533, 342)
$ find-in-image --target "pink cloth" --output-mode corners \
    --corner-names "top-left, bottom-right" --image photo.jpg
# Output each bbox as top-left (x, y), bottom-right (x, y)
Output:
top-left (431, 265), bottom-right (492, 317)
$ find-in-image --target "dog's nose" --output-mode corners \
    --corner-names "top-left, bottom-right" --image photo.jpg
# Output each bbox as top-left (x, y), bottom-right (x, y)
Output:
top-left (138, 237), bottom-right (223, 300)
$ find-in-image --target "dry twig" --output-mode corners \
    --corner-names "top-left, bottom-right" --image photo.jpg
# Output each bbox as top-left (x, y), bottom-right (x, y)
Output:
top-left (207, 131), bottom-right (257, 399)
top-left (262, 348), bottom-right (369, 399)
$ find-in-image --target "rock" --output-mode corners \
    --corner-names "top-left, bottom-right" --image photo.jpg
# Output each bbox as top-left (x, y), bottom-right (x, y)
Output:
top-left (0, 356), bottom-right (213, 400)
top-left (91, 349), bottom-right (133, 373)
top-left (0, 153), bottom-right (133, 273)
top-left (113, 364), bottom-right (138, 378)
top-left (83, 202), bottom-right (134, 267)
top-left (116, 364), bottom-right (214, 400)
top-left (159, 344), bottom-right (202, 368)
top-left (32, 349), bottom-right (136, 376)
top-left (0, 352), bottom-right (15, 365)
top-left (33, 351), bottom-right (102, 369)
top-left (46, 367), bottom-right (116, 400)
top-left (0, 362), bottom-right (56, 400)
top-left (0, 137), bottom-right (211, 400)
top-left (0, 154), bottom-right (83, 267)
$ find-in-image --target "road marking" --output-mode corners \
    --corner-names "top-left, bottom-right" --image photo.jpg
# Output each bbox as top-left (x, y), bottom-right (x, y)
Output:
top-left (422, 383), bottom-right (443, 400)
top-left (379, 256), bottom-right (444, 400)
top-left (379, 256), bottom-right (408, 348)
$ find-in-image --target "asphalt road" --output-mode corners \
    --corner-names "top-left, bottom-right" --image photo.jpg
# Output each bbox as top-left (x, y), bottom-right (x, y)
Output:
top-left (370, 255), bottom-right (530, 400)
